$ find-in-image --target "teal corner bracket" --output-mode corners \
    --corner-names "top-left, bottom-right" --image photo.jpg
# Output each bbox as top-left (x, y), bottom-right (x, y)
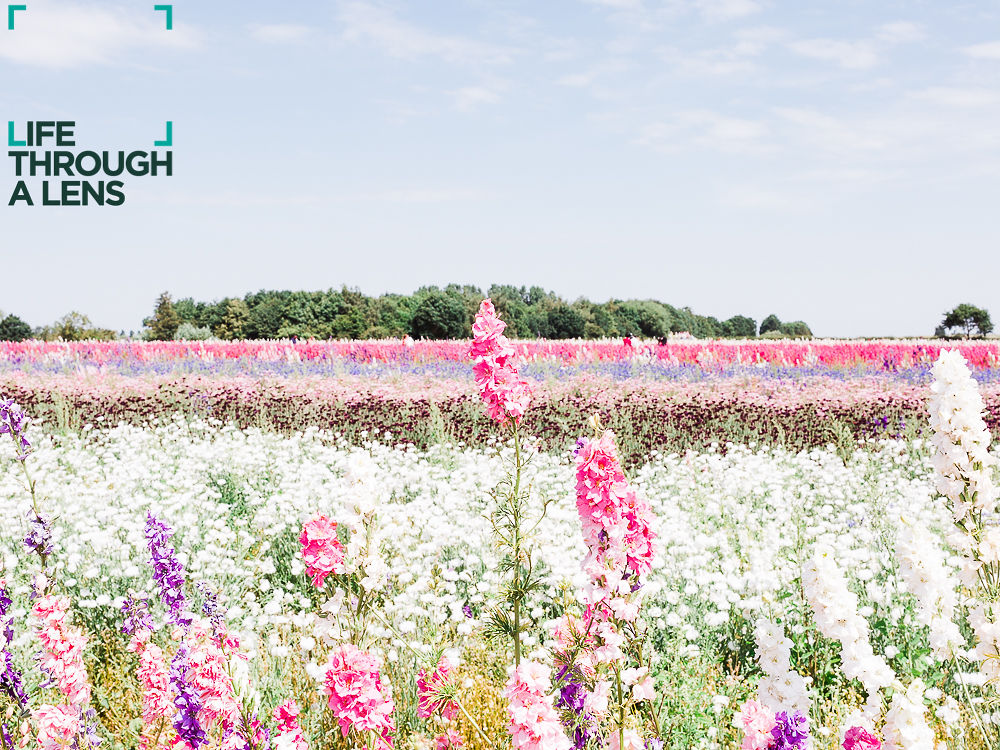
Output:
top-left (8, 121), bottom-right (25, 146)
top-left (153, 4), bottom-right (172, 30)
top-left (8, 4), bottom-right (26, 30)
top-left (154, 121), bottom-right (173, 147)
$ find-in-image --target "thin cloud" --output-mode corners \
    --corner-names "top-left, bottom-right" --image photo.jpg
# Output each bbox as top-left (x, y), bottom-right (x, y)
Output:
top-left (0, 0), bottom-right (198, 69)
top-left (788, 38), bottom-right (879, 69)
top-left (451, 86), bottom-right (502, 111)
top-left (694, 0), bottom-right (763, 23)
top-left (337, 2), bottom-right (515, 65)
top-left (250, 24), bottom-right (311, 44)
top-left (911, 87), bottom-right (1000, 108)
top-left (964, 41), bottom-right (1000, 59)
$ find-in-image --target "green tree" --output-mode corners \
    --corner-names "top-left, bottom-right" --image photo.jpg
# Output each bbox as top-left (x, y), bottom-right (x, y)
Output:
top-left (547, 304), bottom-right (586, 338)
top-left (942, 303), bottom-right (993, 338)
top-left (214, 299), bottom-right (251, 339)
top-left (723, 315), bottom-right (756, 338)
top-left (0, 314), bottom-right (32, 341)
top-left (780, 321), bottom-right (813, 338)
top-left (759, 314), bottom-right (782, 335)
top-left (410, 292), bottom-right (468, 339)
top-left (147, 292), bottom-right (181, 340)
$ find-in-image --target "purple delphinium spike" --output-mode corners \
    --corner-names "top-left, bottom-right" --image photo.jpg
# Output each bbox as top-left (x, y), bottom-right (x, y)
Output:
top-left (24, 509), bottom-right (54, 558)
top-left (770, 710), bottom-right (809, 749)
top-left (0, 581), bottom-right (28, 710)
top-left (0, 399), bottom-right (31, 461)
top-left (170, 647), bottom-right (206, 749)
top-left (554, 666), bottom-right (594, 750)
top-left (80, 708), bottom-right (104, 748)
top-left (121, 595), bottom-right (154, 636)
top-left (145, 513), bottom-right (191, 627)
top-left (196, 582), bottom-right (225, 634)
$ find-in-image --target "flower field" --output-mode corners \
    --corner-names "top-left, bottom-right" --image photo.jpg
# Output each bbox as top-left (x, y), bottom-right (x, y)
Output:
top-left (3, 314), bottom-right (1000, 750)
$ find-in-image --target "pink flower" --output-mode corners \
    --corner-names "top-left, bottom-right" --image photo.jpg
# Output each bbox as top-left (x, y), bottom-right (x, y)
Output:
top-left (843, 727), bottom-right (881, 750)
top-left (738, 700), bottom-right (777, 750)
top-left (128, 635), bottom-right (174, 748)
top-left (299, 514), bottom-right (346, 588)
top-left (503, 662), bottom-right (572, 750)
top-left (33, 595), bottom-right (92, 708)
top-left (469, 299), bottom-right (531, 426)
top-left (574, 431), bottom-right (657, 581)
top-left (322, 644), bottom-right (395, 748)
top-left (32, 704), bottom-right (81, 750)
top-left (417, 656), bottom-right (458, 721)
top-left (273, 700), bottom-right (309, 750)
top-left (435, 729), bottom-right (463, 750)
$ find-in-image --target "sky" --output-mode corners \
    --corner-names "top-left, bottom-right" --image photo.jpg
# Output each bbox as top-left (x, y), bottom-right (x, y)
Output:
top-left (2, 0), bottom-right (1000, 337)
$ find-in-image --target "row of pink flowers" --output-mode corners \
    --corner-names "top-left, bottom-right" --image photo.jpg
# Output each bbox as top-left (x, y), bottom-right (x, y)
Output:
top-left (5, 338), bottom-right (1000, 369)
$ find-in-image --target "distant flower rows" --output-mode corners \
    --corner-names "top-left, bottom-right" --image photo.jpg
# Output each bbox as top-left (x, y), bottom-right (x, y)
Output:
top-left (6, 339), bottom-right (1000, 378)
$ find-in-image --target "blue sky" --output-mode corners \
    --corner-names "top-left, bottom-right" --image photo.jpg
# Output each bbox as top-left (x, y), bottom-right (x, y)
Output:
top-left (3, 0), bottom-right (1000, 336)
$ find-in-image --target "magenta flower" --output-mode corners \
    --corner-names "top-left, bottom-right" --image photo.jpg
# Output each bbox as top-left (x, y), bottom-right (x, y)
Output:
top-left (843, 726), bottom-right (881, 750)
top-left (417, 656), bottom-right (458, 721)
top-left (299, 514), bottom-right (346, 588)
top-left (469, 300), bottom-right (531, 426)
top-left (322, 644), bottom-right (395, 748)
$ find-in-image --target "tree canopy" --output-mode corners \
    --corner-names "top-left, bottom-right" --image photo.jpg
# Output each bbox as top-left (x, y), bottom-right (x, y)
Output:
top-left (941, 303), bottom-right (993, 338)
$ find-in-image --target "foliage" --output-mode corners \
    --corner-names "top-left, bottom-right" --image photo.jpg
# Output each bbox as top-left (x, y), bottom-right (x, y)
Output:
top-left (0, 314), bottom-right (32, 341)
top-left (145, 292), bottom-right (181, 341)
top-left (175, 323), bottom-right (213, 341)
top-left (156, 285), bottom-right (800, 341)
top-left (410, 291), bottom-right (468, 339)
top-left (941, 303), bottom-right (993, 339)
top-left (759, 314), bottom-right (782, 335)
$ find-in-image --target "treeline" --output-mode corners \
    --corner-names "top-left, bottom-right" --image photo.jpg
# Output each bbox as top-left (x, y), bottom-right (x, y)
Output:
top-left (0, 311), bottom-right (117, 342)
top-left (145, 285), bottom-right (813, 341)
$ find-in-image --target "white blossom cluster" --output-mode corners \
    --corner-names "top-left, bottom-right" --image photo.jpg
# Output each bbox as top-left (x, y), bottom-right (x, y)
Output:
top-left (928, 349), bottom-right (997, 522)
top-left (882, 679), bottom-right (936, 750)
top-left (895, 521), bottom-right (964, 660)
top-left (0, 417), bottom-right (967, 685)
top-left (802, 545), bottom-right (894, 717)
top-left (928, 350), bottom-right (1000, 689)
top-left (753, 617), bottom-right (810, 715)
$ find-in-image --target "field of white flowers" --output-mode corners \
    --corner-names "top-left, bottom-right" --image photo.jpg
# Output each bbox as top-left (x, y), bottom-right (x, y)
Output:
top-left (0, 418), bottom-right (983, 749)
top-left (4, 304), bottom-right (999, 750)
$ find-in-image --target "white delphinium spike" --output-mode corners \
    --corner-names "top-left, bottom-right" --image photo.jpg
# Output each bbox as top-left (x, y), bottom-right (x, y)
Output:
top-left (895, 521), bottom-right (964, 661)
top-left (882, 679), bottom-right (936, 750)
top-left (802, 544), bottom-right (894, 718)
top-left (928, 349), bottom-right (1000, 691)
top-left (753, 618), bottom-right (810, 715)
top-left (342, 452), bottom-right (390, 591)
top-left (928, 349), bottom-right (996, 523)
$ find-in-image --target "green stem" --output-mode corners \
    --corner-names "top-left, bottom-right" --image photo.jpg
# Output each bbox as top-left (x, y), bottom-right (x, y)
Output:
top-left (367, 609), bottom-right (499, 750)
top-left (951, 652), bottom-right (995, 747)
top-left (511, 423), bottom-right (523, 668)
top-left (615, 663), bottom-right (625, 750)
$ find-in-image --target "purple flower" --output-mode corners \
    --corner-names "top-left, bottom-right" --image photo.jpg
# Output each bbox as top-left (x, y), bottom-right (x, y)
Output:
top-left (121, 595), bottom-right (154, 636)
top-left (462, 603), bottom-right (474, 619)
top-left (145, 513), bottom-right (191, 627)
top-left (170, 647), bottom-right (206, 749)
top-left (645, 740), bottom-right (664, 750)
top-left (24, 510), bottom-right (54, 558)
top-left (0, 581), bottom-right (27, 710)
top-left (0, 398), bottom-right (31, 461)
top-left (196, 582), bottom-right (225, 633)
top-left (771, 710), bottom-right (809, 749)
top-left (80, 708), bottom-right (104, 748)
top-left (555, 667), bottom-right (594, 750)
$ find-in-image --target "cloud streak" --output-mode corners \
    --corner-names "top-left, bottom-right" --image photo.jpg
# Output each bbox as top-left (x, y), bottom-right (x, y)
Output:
top-left (0, 0), bottom-right (198, 69)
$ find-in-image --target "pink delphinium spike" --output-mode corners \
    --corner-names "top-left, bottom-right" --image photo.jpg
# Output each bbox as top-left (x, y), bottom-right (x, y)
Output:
top-left (469, 299), bottom-right (531, 426)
